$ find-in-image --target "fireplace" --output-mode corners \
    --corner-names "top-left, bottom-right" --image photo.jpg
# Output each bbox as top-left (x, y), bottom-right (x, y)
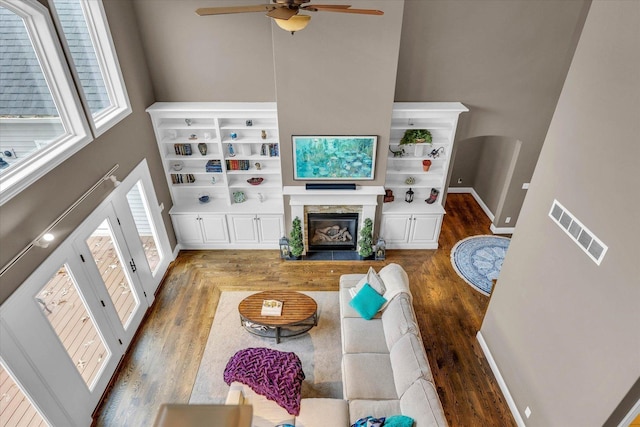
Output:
top-left (307, 213), bottom-right (359, 252)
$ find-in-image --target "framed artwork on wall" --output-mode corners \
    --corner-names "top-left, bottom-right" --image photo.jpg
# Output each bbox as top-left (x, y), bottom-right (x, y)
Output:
top-left (292, 135), bottom-right (377, 180)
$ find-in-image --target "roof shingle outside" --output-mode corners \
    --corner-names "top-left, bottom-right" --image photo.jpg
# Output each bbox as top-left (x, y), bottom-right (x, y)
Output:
top-left (0, 0), bottom-right (110, 117)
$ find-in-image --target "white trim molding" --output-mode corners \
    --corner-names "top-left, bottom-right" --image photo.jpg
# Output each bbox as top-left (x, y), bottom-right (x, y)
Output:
top-left (477, 331), bottom-right (526, 427)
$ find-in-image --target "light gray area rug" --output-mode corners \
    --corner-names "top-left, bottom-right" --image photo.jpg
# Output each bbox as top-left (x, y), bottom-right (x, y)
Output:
top-left (189, 291), bottom-right (342, 404)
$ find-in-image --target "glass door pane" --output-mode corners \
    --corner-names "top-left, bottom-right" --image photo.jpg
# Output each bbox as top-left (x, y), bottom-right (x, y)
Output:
top-left (85, 219), bottom-right (140, 329)
top-left (0, 362), bottom-right (49, 427)
top-left (35, 264), bottom-right (110, 390)
top-left (125, 181), bottom-right (162, 274)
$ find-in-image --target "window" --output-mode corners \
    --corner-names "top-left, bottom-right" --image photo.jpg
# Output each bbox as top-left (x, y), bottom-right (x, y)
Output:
top-left (49, 0), bottom-right (131, 135)
top-left (0, 0), bottom-right (130, 205)
top-left (0, 0), bottom-right (92, 205)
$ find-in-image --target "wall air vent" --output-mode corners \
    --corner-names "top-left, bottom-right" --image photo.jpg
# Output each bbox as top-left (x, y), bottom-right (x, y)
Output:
top-left (548, 199), bottom-right (607, 265)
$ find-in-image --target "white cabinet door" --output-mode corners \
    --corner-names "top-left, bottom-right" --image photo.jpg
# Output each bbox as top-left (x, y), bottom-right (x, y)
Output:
top-left (200, 214), bottom-right (230, 243)
top-left (409, 215), bottom-right (441, 244)
top-left (257, 215), bottom-right (284, 244)
top-left (172, 214), bottom-right (203, 245)
top-left (227, 214), bottom-right (259, 243)
top-left (380, 214), bottom-right (411, 244)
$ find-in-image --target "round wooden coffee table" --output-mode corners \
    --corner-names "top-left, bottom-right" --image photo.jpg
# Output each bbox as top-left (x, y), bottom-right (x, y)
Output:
top-left (238, 291), bottom-right (318, 343)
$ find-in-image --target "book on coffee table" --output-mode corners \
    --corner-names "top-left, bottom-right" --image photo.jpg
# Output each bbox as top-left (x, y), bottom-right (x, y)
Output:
top-left (261, 299), bottom-right (283, 316)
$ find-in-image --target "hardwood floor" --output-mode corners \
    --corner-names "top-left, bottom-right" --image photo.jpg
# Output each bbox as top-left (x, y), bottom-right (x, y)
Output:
top-left (93, 193), bottom-right (516, 427)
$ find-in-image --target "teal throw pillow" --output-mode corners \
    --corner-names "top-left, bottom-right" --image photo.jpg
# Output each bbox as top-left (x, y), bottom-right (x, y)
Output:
top-left (383, 415), bottom-right (414, 427)
top-left (349, 283), bottom-right (387, 320)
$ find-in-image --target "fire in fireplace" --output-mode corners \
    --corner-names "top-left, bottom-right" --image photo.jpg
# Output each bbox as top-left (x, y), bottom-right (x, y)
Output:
top-left (307, 213), bottom-right (359, 252)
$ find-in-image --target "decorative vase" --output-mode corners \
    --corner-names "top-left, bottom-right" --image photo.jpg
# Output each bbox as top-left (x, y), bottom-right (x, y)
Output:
top-left (198, 143), bottom-right (207, 156)
top-left (422, 159), bottom-right (432, 171)
top-left (414, 144), bottom-right (425, 157)
top-left (261, 130), bottom-right (267, 140)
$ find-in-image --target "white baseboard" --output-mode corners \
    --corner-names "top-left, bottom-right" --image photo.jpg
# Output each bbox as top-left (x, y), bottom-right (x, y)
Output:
top-left (490, 224), bottom-right (516, 235)
top-left (476, 331), bottom-right (526, 427)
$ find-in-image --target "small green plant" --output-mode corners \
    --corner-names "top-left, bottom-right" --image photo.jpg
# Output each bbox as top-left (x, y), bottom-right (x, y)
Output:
top-left (358, 218), bottom-right (374, 258)
top-left (289, 217), bottom-right (304, 258)
top-left (400, 129), bottom-right (432, 145)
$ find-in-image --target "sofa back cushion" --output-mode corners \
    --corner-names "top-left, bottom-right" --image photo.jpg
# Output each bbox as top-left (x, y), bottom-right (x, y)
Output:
top-left (400, 379), bottom-right (448, 427)
top-left (382, 293), bottom-right (420, 350)
top-left (378, 264), bottom-right (412, 306)
top-left (389, 333), bottom-right (434, 397)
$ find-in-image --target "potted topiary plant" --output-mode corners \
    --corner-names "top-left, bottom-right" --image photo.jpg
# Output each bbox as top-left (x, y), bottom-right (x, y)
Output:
top-left (400, 129), bottom-right (433, 156)
top-left (358, 218), bottom-right (374, 259)
top-left (289, 217), bottom-right (304, 259)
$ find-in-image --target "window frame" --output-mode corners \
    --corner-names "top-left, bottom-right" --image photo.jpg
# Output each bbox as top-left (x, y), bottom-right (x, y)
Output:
top-left (0, 0), bottom-right (93, 205)
top-left (48, 0), bottom-right (132, 136)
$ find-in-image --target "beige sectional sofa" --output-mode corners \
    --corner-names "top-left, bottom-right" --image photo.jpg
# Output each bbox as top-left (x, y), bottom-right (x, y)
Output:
top-left (225, 263), bottom-right (447, 427)
top-left (339, 263), bottom-right (448, 427)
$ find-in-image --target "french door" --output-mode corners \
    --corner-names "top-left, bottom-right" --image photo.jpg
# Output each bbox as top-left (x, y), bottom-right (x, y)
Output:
top-left (0, 160), bottom-right (173, 426)
top-left (72, 202), bottom-right (151, 344)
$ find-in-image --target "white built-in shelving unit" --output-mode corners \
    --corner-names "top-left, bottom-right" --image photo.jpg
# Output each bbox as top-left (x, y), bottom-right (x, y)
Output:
top-left (146, 102), bottom-right (284, 249)
top-left (381, 102), bottom-right (468, 249)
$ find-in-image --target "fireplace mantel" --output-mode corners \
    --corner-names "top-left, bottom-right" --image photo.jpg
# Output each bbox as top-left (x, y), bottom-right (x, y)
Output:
top-left (283, 186), bottom-right (385, 207)
top-left (283, 186), bottom-right (385, 246)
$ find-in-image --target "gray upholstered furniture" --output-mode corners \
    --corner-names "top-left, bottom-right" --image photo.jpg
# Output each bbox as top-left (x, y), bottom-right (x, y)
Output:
top-left (340, 263), bottom-right (448, 427)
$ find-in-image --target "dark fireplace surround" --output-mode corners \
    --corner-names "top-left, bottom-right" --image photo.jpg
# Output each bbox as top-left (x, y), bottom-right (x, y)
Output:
top-left (307, 213), bottom-right (359, 252)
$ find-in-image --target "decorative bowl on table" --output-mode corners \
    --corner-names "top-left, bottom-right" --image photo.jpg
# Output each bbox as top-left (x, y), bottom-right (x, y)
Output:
top-left (247, 177), bottom-right (264, 186)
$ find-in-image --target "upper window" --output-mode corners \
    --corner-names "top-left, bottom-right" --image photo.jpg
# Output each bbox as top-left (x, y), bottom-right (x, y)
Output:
top-left (0, 0), bottom-right (130, 205)
top-left (49, 0), bottom-right (131, 134)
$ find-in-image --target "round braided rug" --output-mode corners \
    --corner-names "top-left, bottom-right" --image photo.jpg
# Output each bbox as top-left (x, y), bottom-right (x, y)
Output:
top-left (450, 235), bottom-right (510, 296)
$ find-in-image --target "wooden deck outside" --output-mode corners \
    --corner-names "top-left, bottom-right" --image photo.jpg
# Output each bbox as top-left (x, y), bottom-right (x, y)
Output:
top-left (0, 236), bottom-right (158, 427)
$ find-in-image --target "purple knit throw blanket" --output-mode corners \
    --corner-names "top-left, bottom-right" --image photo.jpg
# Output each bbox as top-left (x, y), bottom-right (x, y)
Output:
top-left (223, 347), bottom-right (305, 415)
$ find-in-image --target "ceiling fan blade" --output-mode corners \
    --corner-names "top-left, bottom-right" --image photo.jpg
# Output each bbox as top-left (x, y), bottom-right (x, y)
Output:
top-left (302, 4), bottom-right (352, 9)
top-left (305, 6), bottom-right (383, 15)
top-left (196, 5), bottom-right (274, 16)
top-left (266, 6), bottom-right (299, 20)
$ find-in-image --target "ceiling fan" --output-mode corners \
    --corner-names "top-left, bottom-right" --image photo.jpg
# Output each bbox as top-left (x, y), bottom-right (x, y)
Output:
top-left (195, 0), bottom-right (384, 34)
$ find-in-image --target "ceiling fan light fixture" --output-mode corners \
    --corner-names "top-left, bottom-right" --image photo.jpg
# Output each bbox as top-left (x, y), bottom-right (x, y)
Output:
top-left (274, 14), bottom-right (310, 34)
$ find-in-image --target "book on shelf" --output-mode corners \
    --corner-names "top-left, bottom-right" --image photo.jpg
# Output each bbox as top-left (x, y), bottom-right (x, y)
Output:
top-left (170, 173), bottom-right (196, 184)
top-left (206, 159), bottom-right (222, 172)
top-left (260, 299), bottom-right (283, 316)
top-left (174, 143), bottom-right (192, 156)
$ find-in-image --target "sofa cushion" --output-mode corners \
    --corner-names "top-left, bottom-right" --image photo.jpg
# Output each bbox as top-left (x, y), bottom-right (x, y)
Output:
top-left (378, 264), bottom-right (412, 304)
top-left (341, 317), bottom-right (387, 354)
top-left (341, 278), bottom-right (382, 319)
top-left (390, 334), bottom-right (434, 396)
top-left (348, 399), bottom-right (401, 425)
top-left (350, 284), bottom-right (387, 320)
top-left (342, 353), bottom-right (397, 400)
top-left (355, 267), bottom-right (386, 295)
top-left (382, 293), bottom-right (420, 350)
top-left (295, 398), bottom-right (349, 427)
top-left (400, 379), bottom-right (448, 427)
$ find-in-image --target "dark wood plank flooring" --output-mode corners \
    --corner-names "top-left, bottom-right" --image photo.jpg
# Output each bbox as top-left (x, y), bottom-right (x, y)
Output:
top-left (93, 193), bottom-right (516, 427)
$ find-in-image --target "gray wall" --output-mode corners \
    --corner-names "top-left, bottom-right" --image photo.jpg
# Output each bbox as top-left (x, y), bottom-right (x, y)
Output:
top-left (450, 136), bottom-right (521, 222)
top-left (480, 2), bottom-right (640, 425)
top-left (128, 0), bottom-right (590, 233)
top-left (273, 0), bottom-right (404, 188)
top-left (0, 0), bottom-right (173, 304)
top-left (395, 0), bottom-right (590, 229)
top-left (132, 0), bottom-right (276, 102)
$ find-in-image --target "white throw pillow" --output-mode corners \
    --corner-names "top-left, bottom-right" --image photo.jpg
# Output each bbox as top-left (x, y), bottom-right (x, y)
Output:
top-left (354, 267), bottom-right (386, 296)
